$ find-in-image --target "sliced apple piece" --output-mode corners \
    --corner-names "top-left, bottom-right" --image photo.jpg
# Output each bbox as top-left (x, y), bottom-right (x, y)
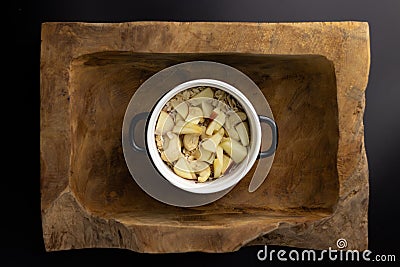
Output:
top-left (175, 112), bottom-right (185, 123)
top-left (205, 119), bottom-right (219, 135)
top-left (174, 157), bottom-right (196, 179)
top-left (215, 145), bottom-right (225, 177)
top-left (243, 121), bottom-right (250, 133)
top-left (197, 145), bottom-right (211, 161)
top-left (220, 138), bottom-right (248, 163)
top-left (209, 107), bottom-right (220, 121)
top-left (185, 106), bottom-right (203, 124)
top-left (172, 100), bottom-right (189, 119)
top-left (235, 122), bottom-right (249, 147)
top-left (173, 121), bottom-right (203, 135)
top-left (221, 136), bottom-right (231, 143)
top-left (201, 100), bottom-right (213, 118)
top-left (195, 145), bottom-right (215, 164)
top-left (192, 87), bottom-right (214, 99)
top-left (225, 116), bottom-right (232, 129)
top-left (216, 145), bottom-right (224, 165)
top-left (189, 160), bottom-right (209, 173)
top-left (188, 96), bottom-right (210, 106)
top-left (173, 120), bottom-right (185, 129)
top-left (236, 111), bottom-right (247, 121)
top-left (202, 128), bottom-right (224, 153)
top-left (225, 125), bottom-right (240, 141)
top-left (206, 109), bottom-right (226, 135)
top-left (166, 131), bottom-right (176, 139)
top-left (197, 166), bottom-right (211, 183)
top-left (213, 108), bottom-right (226, 128)
top-left (227, 112), bottom-right (242, 127)
top-left (205, 153), bottom-right (215, 165)
top-left (212, 115), bottom-right (225, 132)
top-left (180, 122), bottom-right (203, 135)
top-left (213, 158), bottom-right (223, 178)
top-left (200, 125), bottom-right (209, 140)
top-left (189, 89), bottom-right (214, 106)
top-left (222, 154), bottom-right (233, 174)
top-left (183, 134), bottom-right (199, 151)
top-left (163, 133), bottom-right (181, 163)
top-left (213, 108), bottom-right (226, 124)
top-left (155, 111), bottom-right (174, 135)
top-left (161, 134), bottom-right (169, 150)
top-left (216, 100), bottom-right (227, 110)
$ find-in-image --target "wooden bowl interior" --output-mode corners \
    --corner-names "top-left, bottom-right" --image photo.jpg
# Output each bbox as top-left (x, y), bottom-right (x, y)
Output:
top-left (69, 52), bottom-right (339, 226)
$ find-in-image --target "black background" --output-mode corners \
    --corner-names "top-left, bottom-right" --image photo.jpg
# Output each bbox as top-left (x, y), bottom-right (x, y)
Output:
top-left (10, 0), bottom-right (400, 266)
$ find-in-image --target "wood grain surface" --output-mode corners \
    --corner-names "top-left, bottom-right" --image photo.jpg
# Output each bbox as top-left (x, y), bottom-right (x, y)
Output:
top-left (40, 22), bottom-right (370, 252)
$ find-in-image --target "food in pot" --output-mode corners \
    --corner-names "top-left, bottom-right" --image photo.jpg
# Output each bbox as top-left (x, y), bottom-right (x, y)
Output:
top-left (155, 86), bottom-right (250, 182)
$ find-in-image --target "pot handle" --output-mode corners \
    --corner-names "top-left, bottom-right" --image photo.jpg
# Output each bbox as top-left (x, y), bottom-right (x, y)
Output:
top-left (129, 112), bottom-right (149, 152)
top-left (258, 115), bottom-right (278, 158)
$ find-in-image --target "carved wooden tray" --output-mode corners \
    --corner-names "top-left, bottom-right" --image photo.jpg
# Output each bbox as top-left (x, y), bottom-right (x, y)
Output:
top-left (40, 22), bottom-right (370, 253)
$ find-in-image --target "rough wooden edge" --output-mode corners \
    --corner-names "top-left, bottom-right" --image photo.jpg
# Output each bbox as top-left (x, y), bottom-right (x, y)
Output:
top-left (40, 21), bottom-right (370, 252)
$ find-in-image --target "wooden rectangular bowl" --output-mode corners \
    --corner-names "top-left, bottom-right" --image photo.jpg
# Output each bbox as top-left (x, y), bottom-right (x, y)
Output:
top-left (40, 22), bottom-right (370, 253)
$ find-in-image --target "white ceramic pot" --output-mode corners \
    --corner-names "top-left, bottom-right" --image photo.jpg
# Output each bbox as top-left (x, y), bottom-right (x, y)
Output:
top-left (131, 79), bottom-right (277, 194)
